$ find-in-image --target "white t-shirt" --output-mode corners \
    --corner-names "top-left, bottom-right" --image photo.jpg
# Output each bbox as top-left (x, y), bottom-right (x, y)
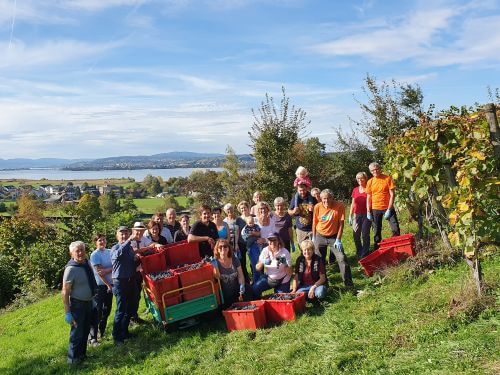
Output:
top-left (259, 246), bottom-right (292, 283)
top-left (257, 214), bottom-right (277, 240)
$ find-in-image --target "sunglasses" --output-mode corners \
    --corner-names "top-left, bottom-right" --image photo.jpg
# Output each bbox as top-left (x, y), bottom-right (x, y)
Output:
top-left (220, 245), bottom-right (230, 249)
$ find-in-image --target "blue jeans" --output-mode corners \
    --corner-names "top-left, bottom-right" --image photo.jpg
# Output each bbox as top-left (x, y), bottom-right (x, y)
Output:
top-left (252, 276), bottom-right (290, 299)
top-left (247, 243), bottom-right (262, 283)
top-left (112, 277), bottom-right (137, 342)
top-left (90, 285), bottom-right (113, 341)
top-left (67, 298), bottom-right (92, 363)
top-left (296, 285), bottom-right (327, 300)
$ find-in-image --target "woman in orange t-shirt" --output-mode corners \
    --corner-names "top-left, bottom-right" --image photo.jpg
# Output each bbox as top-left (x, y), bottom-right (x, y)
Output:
top-left (366, 162), bottom-right (400, 249)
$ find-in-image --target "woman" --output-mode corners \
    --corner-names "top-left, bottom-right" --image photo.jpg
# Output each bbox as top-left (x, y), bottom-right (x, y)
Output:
top-left (249, 191), bottom-right (263, 217)
top-left (255, 201), bottom-right (277, 248)
top-left (149, 212), bottom-right (173, 243)
top-left (212, 207), bottom-right (230, 241)
top-left (89, 234), bottom-right (113, 346)
top-left (188, 205), bottom-right (219, 258)
top-left (252, 232), bottom-right (292, 298)
top-left (273, 197), bottom-right (294, 252)
top-left (142, 221), bottom-right (168, 247)
top-left (212, 239), bottom-right (250, 308)
top-left (236, 201), bottom-right (253, 283)
top-left (349, 172), bottom-right (371, 259)
top-left (291, 239), bottom-right (327, 301)
top-left (174, 214), bottom-right (190, 242)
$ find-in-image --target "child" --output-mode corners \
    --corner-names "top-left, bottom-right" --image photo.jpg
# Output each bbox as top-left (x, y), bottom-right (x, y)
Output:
top-left (241, 216), bottom-right (262, 283)
top-left (294, 166), bottom-right (312, 189)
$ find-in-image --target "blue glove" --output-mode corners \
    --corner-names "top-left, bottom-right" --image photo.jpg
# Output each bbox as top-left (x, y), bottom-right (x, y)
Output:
top-left (239, 284), bottom-right (245, 294)
top-left (334, 239), bottom-right (343, 251)
top-left (384, 209), bottom-right (392, 220)
top-left (291, 243), bottom-right (296, 252)
top-left (64, 312), bottom-right (73, 325)
top-left (210, 258), bottom-right (218, 269)
top-left (367, 212), bottom-right (373, 221)
top-left (348, 216), bottom-right (353, 226)
top-left (263, 258), bottom-right (272, 266)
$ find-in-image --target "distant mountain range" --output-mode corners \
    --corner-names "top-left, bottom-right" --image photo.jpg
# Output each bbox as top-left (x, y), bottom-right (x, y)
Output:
top-left (0, 152), bottom-right (255, 171)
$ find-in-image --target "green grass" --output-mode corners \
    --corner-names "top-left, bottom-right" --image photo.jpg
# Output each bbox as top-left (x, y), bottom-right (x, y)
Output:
top-left (131, 197), bottom-right (189, 215)
top-left (0, 215), bottom-right (498, 374)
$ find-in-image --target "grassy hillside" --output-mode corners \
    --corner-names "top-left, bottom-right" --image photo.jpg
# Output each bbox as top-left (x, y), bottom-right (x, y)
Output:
top-left (0, 223), bottom-right (498, 374)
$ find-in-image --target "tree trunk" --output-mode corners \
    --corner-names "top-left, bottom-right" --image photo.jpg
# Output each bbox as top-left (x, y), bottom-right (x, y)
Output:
top-left (465, 256), bottom-right (482, 296)
top-left (482, 103), bottom-right (500, 167)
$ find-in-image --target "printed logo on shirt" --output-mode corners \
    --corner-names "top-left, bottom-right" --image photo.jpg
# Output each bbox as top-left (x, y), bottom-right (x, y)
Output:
top-left (321, 212), bottom-right (333, 222)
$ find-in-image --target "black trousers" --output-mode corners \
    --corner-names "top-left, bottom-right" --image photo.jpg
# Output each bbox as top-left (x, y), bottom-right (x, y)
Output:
top-left (372, 208), bottom-right (400, 249)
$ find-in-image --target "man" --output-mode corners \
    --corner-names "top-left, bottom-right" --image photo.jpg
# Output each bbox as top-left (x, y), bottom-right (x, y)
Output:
top-left (62, 241), bottom-right (97, 364)
top-left (366, 162), bottom-right (400, 250)
top-left (312, 189), bottom-right (353, 288)
top-left (288, 184), bottom-right (316, 245)
top-left (129, 221), bottom-right (148, 325)
top-left (188, 205), bottom-right (219, 258)
top-left (110, 225), bottom-right (148, 345)
top-left (165, 208), bottom-right (181, 240)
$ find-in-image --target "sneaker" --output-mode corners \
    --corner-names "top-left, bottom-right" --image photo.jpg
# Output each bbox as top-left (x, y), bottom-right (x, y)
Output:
top-left (67, 357), bottom-right (82, 365)
top-left (89, 339), bottom-right (100, 347)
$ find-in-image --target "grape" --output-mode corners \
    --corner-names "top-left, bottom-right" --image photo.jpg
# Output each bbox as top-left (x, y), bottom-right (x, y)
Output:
top-left (228, 304), bottom-right (258, 311)
top-left (148, 270), bottom-right (174, 281)
top-left (267, 293), bottom-right (296, 301)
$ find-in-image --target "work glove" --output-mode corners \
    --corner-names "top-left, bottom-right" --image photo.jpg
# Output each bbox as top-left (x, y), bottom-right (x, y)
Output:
top-left (209, 257), bottom-right (218, 269)
top-left (384, 209), bottom-right (392, 220)
top-left (334, 239), bottom-right (343, 251)
top-left (348, 216), bottom-right (353, 226)
top-left (367, 212), bottom-right (373, 221)
top-left (64, 312), bottom-right (73, 325)
top-left (239, 284), bottom-right (245, 294)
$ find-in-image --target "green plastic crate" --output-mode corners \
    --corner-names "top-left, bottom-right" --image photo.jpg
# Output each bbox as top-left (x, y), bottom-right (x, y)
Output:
top-left (164, 294), bottom-right (218, 323)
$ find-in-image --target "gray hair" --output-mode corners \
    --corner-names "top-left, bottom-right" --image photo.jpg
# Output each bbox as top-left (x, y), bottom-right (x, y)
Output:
top-left (356, 172), bottom-right (368, 180)
top-left (166, 208), bottom-right (176, 216)
top-left (320, 189), bottom-right (334, 198)
top-left (311, 187), bottom-right (321, 195)
top-left (223, 203), bottom-right (233, 212)
top-left (256, 201), bottom-right (271, 211)
top-left (300, 239), bottom-right (315, 252)
top-left (273, 197), bottom-right (285, 206)
top-left (369, 162), bottom-right (380, 170)
top-left (69, 241), bottom-right (85, 253)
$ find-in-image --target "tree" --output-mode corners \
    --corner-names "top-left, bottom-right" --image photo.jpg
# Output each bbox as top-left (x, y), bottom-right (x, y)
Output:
top-left (156, 194), bottom-right (180, 213)
top-left (250, 87), bottom-right (309, 200)
top-left (220, 146), bottom-right (255, 204)
top-left (15, 194), bottom-right (45, 225)
top-left (122, 195), bottom-right (138, 213)
top-left (99, 191), bottom-right (120, 217)
top-left (353, 74), bottom-right (431, 160)
top-left (186, 170), bottom-right (224, 208)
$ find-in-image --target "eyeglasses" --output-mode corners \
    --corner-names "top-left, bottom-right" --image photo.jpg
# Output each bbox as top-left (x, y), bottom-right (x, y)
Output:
top-left (220, 245), bottom-right (229, 249)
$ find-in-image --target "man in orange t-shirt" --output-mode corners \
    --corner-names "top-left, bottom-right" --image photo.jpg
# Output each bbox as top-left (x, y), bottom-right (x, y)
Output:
top-left (366, 162), bottom-right (400, 249)
top-left (312, 189), bottom-right (353, 288)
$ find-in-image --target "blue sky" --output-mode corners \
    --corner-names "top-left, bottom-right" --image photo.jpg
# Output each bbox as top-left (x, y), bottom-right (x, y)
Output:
top-left (0, 0), bottom-right (499, 159)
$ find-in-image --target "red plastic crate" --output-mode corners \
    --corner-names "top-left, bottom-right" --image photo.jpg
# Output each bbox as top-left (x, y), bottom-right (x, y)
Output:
top-left (264, 293), bottom-right (306, 323)
top-left (380, 242), bottom-right (415, 257)
top-left (222, 301), bottom-right (267, 331)
top-left (175, 262), bottom-right (215, 302)
top-left (165, 241), bottom-right (201, 268)
top-left (380, 234), bottom-right (415, 247)
top-left (139, 250), bottom-right (167, 274)
top-left (359, 247), bottom-right (402, 277)
top-left (143, 273), bottom-right (181, 320)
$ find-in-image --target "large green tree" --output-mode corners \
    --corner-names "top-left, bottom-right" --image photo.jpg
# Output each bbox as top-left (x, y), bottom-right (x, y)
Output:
top-left (249, 87), bottom-right (309, 201)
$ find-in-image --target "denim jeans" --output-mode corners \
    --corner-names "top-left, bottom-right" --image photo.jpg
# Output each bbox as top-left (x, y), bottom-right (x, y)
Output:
top-left (296, 285), bottom-right (327, 300)
top-left (372, 208), bottom-right (400, 249)
top-left (353, 214), bottom-right (372, 259)
top-left (90, 285), bottom-right (113, 340)
top-left (67, 298), bottom-right (92, 363)
top-left (112, 277), bottom-right (137, 342)
top-left (314, 233), bottom-right (354, 287)
top-left (252, 276), bottom-right (291, 299)
top-left (248, 243), bottom-right (262, 283)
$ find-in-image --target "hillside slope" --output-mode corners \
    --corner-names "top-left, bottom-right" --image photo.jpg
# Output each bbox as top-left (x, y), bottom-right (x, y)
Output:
top-left (0, 249), bottom-right (498, 374)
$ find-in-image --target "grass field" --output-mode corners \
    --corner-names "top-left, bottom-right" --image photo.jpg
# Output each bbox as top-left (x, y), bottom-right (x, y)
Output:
top-left (0, 178), bottom-right (135, 188)
top-left (129, 197), bottom-right (190, 215)
top-left (0, 215), bottom-right (498, 374)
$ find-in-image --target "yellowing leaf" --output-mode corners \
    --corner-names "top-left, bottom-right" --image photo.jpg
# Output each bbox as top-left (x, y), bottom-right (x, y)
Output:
top-left (457, 202), bottom-right (469, 212)
top-left (392, 172), bottom-right (399, 180)
top-left (470, 151), bottom-right (486, 160)
top-left (449, 212), bottom-right (459, 225)
top-left (459, 176), bottom-right (470, 187)
top-left (448, 232), bottom-right (460, 246)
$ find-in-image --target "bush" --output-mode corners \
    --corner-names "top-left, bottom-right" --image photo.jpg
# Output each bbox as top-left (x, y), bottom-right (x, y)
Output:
top-left (0, 255), bottom-right (16, 308)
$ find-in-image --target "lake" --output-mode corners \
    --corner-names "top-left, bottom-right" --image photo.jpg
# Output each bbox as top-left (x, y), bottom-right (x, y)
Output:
top-left (0, 168), bottom-right (224, 182)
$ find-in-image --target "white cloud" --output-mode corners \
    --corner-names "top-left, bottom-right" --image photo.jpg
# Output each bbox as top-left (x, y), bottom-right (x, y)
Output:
top-left (59, 0), bottom-right (144, 12)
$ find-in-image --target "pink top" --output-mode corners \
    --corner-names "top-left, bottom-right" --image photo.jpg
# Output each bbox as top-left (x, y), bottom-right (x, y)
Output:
top-left (293, 176), bottom-right (312, 188)
top-left (351, 186), bottom-right (367, 215)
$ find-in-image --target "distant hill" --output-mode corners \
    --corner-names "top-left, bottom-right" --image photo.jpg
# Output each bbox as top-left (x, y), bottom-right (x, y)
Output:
top-left (0, 152), bottom-right (255, 171)
top-left (0, 158), bottom-right (90, 170)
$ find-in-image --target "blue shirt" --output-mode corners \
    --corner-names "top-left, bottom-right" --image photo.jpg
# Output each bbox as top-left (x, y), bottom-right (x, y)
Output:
top-left (90, 248), bottom-right (113, 286)
top-left (289, 192), bottom-right (315, 230)
top-left (111, 240), bottom-right (136, 279)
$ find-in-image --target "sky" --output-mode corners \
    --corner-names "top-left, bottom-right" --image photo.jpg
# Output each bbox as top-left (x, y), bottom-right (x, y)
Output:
top-left (0, 0), bottom-right (499, 159)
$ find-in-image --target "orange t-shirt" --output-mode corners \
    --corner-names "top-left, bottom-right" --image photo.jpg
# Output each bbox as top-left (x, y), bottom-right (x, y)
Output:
top-left (313, 201), bottom-right (345, 236)
top-left (366, 174), bottom-right (395, 210)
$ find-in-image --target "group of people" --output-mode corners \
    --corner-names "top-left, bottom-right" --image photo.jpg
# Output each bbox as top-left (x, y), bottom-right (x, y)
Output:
top-left (61, 162), bottom-right (400, 365)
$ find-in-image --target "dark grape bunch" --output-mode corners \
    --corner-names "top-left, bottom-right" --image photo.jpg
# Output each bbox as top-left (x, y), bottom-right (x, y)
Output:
top-left (267, 293), bottom-right (296, 301)
top-left (148, 270), bottom-right (174, 281)
top-left (228, 304), bottom-right (258, 311)
top-left (176, 261), bottom-right (204, 273)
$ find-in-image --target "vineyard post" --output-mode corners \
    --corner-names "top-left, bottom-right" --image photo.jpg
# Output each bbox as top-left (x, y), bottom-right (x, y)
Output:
top-left (482, 103), bottom-right (500, 165)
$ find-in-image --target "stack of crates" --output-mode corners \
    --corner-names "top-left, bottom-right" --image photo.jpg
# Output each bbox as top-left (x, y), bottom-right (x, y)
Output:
top-left (359, 234), bottom-right (416, 277)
